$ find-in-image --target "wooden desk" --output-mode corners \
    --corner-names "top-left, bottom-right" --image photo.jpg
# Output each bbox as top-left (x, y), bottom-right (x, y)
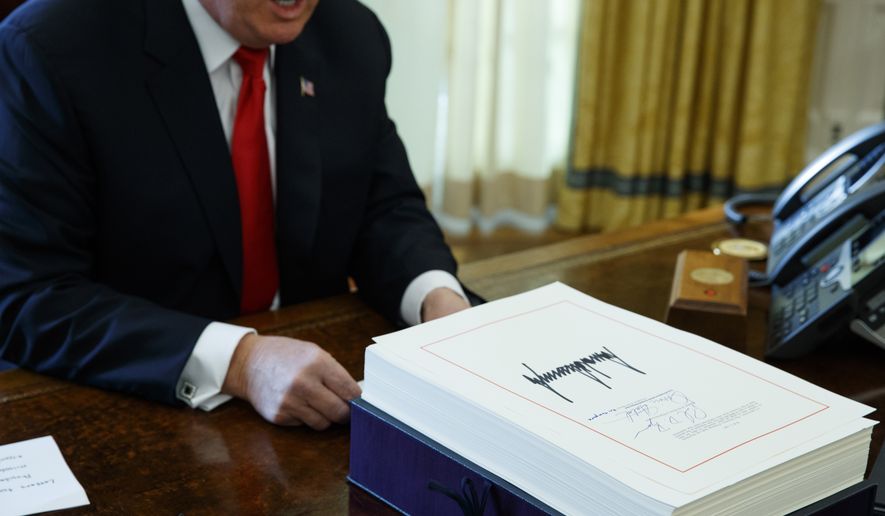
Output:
top-left (1, 207), bottom-right (882, 514)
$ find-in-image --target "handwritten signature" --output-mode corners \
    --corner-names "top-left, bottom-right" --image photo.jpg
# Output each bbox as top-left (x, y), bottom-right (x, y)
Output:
top-left (589, 390), bottom-right (707, 439)
top-left (521, 346), bottom-right (645, 403)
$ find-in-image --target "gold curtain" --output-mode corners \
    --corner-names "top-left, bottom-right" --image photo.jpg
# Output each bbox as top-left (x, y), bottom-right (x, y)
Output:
top-left (557, 0), bottom-right (821, 232)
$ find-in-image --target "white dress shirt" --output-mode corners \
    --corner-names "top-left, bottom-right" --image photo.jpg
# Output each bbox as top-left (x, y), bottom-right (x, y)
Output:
top-left (176, 0), bottom-right (466, 410)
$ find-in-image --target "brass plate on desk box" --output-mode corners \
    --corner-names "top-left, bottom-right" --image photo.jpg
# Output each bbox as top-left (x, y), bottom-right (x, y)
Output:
top-left (666, 250), bottom-right (749, 350)
top-left (711, 238), bottom-right (768, 261)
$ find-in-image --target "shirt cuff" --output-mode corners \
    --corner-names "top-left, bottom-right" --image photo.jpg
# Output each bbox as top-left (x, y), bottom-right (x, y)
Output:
top-left (176, 322), bottom-right (255, 411)
top-left (400, 270), bottom-right (468, 326)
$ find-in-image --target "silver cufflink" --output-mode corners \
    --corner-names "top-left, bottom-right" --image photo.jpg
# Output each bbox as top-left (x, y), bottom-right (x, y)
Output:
top-left (180, 382), bottom-right (197, 400)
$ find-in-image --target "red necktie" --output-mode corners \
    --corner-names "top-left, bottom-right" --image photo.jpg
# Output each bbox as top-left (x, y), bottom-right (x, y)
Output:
top-left (232, 47), bottom-right (278, 314)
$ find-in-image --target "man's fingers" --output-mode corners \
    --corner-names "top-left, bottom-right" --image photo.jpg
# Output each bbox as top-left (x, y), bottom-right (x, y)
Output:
top-left (289, 356), bottom-right (352, 425)
top-left (237, 335), bottom-right (360, 429)
top-left (321, 358), bottom-right (361, 401)
top-left (291, 404), bottom-right (332, 431)
top-left (306, 384), bottom-right (352, 424)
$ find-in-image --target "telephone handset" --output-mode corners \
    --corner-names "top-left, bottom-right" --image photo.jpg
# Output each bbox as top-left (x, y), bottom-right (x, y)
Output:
top-left (766, 121), bottom-right (885, 285)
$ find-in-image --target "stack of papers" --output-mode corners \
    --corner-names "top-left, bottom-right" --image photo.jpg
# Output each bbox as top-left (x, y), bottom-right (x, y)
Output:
top-left (0, 436), bottom-right (89, 516)
top-left (363, 282), bottom-right (876, 515)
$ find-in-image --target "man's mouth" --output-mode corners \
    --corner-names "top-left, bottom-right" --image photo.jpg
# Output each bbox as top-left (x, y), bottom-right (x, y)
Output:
top-left (269, 0), bottom-right (307, 19)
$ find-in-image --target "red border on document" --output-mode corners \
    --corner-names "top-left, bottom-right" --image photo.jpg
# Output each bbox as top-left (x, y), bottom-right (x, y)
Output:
top-left (420, 300), bottom-right (829, 473)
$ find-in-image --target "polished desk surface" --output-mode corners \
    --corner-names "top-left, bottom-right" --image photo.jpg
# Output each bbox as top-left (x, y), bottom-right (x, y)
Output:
top-left (1, 206), bottom-right (882, 514)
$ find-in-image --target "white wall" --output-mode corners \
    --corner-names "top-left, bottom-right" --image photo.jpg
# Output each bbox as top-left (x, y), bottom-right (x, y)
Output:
top-left (806, 0), bottom-right (885, 159)
top-left (359, 0), bottom-right (449, 188)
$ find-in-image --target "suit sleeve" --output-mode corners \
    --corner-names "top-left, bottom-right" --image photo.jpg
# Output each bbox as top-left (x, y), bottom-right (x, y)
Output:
top-left (348, 13), bottom-right (461, 324)
top-left (0, 23), bottom-right (210, 404)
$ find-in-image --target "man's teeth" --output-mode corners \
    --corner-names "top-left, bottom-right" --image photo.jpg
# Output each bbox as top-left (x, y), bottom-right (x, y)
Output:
top-left (274, 0), bottom-right (297, 6)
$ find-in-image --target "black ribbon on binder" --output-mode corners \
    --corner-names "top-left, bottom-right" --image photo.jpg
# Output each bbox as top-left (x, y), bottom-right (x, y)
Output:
top-left (427, 477), bottom-right (491, 516)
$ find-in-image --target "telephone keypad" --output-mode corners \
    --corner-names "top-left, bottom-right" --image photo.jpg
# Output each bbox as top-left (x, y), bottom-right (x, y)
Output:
top-left (769, 209), bottom-right (885, 354)
top-left (770, 261), bottom-right (835, 346)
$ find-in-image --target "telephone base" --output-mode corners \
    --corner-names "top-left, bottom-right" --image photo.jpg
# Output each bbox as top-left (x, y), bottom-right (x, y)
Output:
top-left (850, 319), bottom-right (885, 351)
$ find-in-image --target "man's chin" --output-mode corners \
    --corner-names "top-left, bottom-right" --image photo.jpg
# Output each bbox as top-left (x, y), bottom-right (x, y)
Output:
top-left (246, 23), bottom-right (308, 48)
top-left (270, 27), bottom-right (307, 45)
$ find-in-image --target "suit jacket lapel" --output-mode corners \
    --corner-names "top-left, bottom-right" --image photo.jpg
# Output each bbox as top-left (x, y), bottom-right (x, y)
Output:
top-left (143, 0), bottom-right (242, 299)
top-left (274, 29), bottom-right (324, 298)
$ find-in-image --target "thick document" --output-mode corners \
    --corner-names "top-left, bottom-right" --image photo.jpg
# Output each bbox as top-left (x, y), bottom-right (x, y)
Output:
top-left (363, 282), bottom-right (877, 515)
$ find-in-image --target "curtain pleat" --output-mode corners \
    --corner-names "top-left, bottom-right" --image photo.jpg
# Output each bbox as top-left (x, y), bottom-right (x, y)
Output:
top-left (559, 0), bottom-right (821, 232)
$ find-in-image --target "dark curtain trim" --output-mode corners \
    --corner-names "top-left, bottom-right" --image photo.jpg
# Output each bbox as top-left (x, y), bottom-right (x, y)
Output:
top-left (566, 166), bottom-right (786, 198)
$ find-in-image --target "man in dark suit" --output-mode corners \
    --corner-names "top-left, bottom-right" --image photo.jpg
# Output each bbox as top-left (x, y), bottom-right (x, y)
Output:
top-left (0, 0), bottom-right (469, 428)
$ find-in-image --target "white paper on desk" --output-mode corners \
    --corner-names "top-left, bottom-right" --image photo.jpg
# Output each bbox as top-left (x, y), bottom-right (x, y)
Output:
top-left (367, 282), bottom-right (876, 508)
top-left (0, 436), bottom-right (89, 516)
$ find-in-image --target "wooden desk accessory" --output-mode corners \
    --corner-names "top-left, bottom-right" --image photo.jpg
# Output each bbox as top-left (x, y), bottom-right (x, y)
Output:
top-left (666, 250), bottom-right (748, 350)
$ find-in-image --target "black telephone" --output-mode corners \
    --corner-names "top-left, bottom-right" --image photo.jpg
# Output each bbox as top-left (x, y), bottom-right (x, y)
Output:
top-left (727, 122), bottom-right (885, 358)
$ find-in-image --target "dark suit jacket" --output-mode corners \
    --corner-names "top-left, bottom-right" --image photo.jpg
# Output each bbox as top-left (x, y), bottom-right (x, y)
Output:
top-left (0, 0), bottom-right (458, 403)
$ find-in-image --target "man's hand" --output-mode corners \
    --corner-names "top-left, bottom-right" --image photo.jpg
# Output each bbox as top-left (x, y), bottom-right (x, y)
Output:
top-left (421, 287), bottom-right (470, 322)
top-left (222, 334), bottom-right (361, 429)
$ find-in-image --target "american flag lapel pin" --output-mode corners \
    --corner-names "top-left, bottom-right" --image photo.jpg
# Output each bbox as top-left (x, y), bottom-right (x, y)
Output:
top-left (300, 76), bottom-right (315, 97)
